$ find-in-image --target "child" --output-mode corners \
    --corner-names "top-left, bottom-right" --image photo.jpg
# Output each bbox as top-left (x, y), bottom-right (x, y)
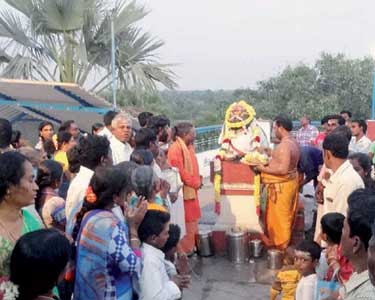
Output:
top-left (295, 240), bottom-right (321, 300)
top-left (320, 213), bottom-right (353, 283)
top-left (138, 209), bottom-right (191, 300)
top-left (270, 247), bottom-right (301, 300)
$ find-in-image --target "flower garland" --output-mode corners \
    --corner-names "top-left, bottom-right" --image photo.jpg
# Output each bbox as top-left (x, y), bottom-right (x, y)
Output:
top-left (224, 100), bottom-right (256, 130)
top-left (0, 280), bottom-right (19, 300)
top-left (254, 173), bottom-right (261, 216)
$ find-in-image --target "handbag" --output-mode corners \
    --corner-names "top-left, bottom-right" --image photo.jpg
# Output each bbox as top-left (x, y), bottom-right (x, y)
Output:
top-left (315, 269), bottom-right (340, 300)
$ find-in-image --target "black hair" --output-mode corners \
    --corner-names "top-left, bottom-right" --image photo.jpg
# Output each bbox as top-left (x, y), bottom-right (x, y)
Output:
top-left (0, 118), bottom-right (12, 148)
top-left (0, 151), bottom-right (28, 203)
top-left (59, 120), bottom-right (75, 133)
top-left (131, 165), bottom-right (156, 199)
top-left (135, 128), bottom-right (157, 149)
top-left (130, 149), bottom-right (154, 166)
top-left (320, 213), bottom-right (345, 245)
top-left (67, 146), bottom-right (81, 174)
top-left (347, 188), bottom-right (375, 250)
top-left (352, 119), bottom-right (368, 134)
top-left (138, 210), bottom-right (171, 242)
top-left (348, 153), bottom-right (375, 190)
top-left (103, 110), bottom-right (119, 126)
top-left (274, 114), bottom-right (293, 132)
top-left (331, 125), bottom-right (352, 142)
top-left (328, 114), bottom-right (346, 126)
top-left (38, 121), bottom-right (54, 141)
top-left (10, 229), bottom-right (71, 300)
top-left (138, 112), bottom-right (154, 127)
top-left (147, 115), bottom-right (170, 131)
top-left (57, 131), bottom-right (72, 150)
top-left (91, 122), bottom-right (104, 135)
top-left (114, 161), bottom-right (139, 196)
top-left (11, 130), bottom-right (21, 148)
top-left (340, 110), bottom-right (352, 118)
top-left (295, 240), bottom-right (321, 260)
top-left (35, 160), bottom-right (63, 211)
top-left (72, 167), bottom-right (128, 243)
top-left (162, 224), bottom-right (181, 254)
top-left (43, 140), bottom-right (56, 159)
top-left (76, 135), bottom-right (109, 170)
top-left (321, 115), bottom-right (330, 125)
top-left (323, 133), bottom-right (349, 159)
top-left (172, 122), bottom-right (193, 141)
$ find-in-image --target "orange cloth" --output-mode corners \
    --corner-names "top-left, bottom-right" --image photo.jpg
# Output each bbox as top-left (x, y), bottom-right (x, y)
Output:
top-left (168, 140), bottom-right (201, 222)
top-left (262, 172), bottom-right (299, 250)
top-left (179, 220), bottom-right (198, 254)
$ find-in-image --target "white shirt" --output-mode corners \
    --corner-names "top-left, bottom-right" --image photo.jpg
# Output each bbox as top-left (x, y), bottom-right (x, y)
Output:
top-left (109, 136), bottom-right (133, 165)
top-left (296, 274), bottom-right (317, 300)
top-left (349, 136), bottom-right (372, 154)
top-left (98, 126), bottom-right (112, 140)
top-left (139, 243), bottom-right (181, 300)
top-left (323, 160), bottom-right (364, 217)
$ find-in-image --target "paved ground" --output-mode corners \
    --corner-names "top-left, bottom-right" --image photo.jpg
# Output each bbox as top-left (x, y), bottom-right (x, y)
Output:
top-left (182, 181), bottom-right (275, 300)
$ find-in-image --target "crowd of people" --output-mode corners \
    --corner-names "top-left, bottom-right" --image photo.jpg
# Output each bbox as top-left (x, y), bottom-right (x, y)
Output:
top-left (0, 111), bottom-right (199, 300)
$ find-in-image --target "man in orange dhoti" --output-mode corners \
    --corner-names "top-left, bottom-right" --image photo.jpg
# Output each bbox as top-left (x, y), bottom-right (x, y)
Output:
top-left (168, 122), bottom-right (201, 254)
top-left (256, 115), bottom-right (300, 250)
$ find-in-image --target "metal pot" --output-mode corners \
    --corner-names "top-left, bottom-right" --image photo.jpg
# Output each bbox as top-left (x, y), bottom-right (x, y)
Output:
top-left (267, 249), bottom-right (283, 270)
top-left (227, 230), bottom-right (249, 263)
top-left (249, 239), bottom-right (264, 258)
top-left (196, 230), bottom-right (214, 257)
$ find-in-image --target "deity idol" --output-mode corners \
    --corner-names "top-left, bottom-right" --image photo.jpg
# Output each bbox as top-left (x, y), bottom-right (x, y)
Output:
top-left (213, 100), bottom-right (269, 232)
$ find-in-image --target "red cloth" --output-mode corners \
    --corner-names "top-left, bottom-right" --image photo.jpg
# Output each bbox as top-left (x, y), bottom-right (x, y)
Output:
top-left (325, 246), bottom-right (353, 283)
top-left (168, 141), bottom-right (201, 222)
top-left (220, 160), bottom-right (254, 196)
top-left (313, 132), bottom-right (326, 148)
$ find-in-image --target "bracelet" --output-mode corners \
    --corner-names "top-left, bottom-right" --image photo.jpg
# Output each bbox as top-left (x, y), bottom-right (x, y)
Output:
top-left (130, 237), bottom-right (140, 242)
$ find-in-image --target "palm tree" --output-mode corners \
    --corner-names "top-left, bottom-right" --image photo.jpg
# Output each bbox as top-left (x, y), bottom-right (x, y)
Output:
top-left (0, 0), bottom-right (177, 93)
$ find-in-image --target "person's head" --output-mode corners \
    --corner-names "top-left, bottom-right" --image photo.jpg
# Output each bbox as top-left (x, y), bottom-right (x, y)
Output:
top-left (11, 130), bottom-right (22, 149)
top-left (59, 120), bottom-right (79, 139)
top-left (320, 213), bottom-right (345, 245)
top-left (369, 224), bottom-right (375, 286)
top-left (341, 189), bottom-right (375, 263)
top-left (300, 116), bottom-right (310, 128)
top-left (114, 161), bottom-right (139, 201)
top-left (43, 140), bottom-right (56, 159)
top-left (273, 114), bottom-right (293, 140)
top-left (18, 147), bottom-right (43, 169)
top-left (138, 112), bottom-right (154, 128)
top-left (35, 160), bottom-right (63, 211)
top-left (331, 125), bottom-right (352, 143)
top-left (135, 128), bottom-right (158, 157)
top-left (351, 120), bottom-right (367, 137)
top-left (349, 152), bottom-right (372, 180)
top-left (294, 240), bottom-right (321, 276)
top-left (322, 134), bottom-right (349, 169)
top-left (130, 149), bottom-right (154, 166)
top-left (131, 166), bottom-right (160, 200)
top-left (162, 224), bottom-right (181, 260)
top-left (10, 229), bottom-right (71, 300)
top-left (91, 122), bottom-right (104, 135)
top-left (38, 121), bottom-right (54, 141)
top-left (172, 122), bottom-right (195, 145)
top-left (327, 115), bottom-right (345, 134)
top-left (156, 149), bottom-right (168, 170)
top-left (67, 146), bottom-right (81, 174)
top-left (0, 118), bottom-right (12, 149)
top-left (57, 131), bottom-right (76, 152)
top-left (72, 166), bottom-right (130, 242)
top-left (77, 134), bottom-right (110, 170)
top-left (321, 115), bottom-right (330, 132)
top-left (103, 110), bottom-right (119, 128)
top-left (340, 110), bottom-right (352, 121)
top-left (0, 151), bottom-right (38, 209)
top-left (147, 115), bottom-right (171, 143)
top-left (138, 209), bottom-right (171, 249)
top-left (111, 113), bottom-right (132, 143)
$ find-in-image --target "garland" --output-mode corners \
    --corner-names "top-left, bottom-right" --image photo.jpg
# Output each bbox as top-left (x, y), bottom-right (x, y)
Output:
top-left (254, 173), bottom-right (261, 216)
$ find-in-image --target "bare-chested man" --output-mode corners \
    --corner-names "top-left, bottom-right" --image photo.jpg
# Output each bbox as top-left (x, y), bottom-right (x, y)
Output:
top-left (256, 114), bottom-right (300, 250)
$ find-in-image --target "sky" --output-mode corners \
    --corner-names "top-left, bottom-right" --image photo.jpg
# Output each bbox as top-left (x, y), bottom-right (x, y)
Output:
top-left (138, 0), bottom-right (375, 90)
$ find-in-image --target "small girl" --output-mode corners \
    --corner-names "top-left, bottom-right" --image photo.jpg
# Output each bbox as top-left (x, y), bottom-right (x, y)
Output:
top-left (270, 247), bottom-right (301, 300)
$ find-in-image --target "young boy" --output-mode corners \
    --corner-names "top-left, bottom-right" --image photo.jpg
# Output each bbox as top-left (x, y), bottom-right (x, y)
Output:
top-left (138, 209), bottom-right (191, 300)
top-left (295, 240), bottom-right (321, 300)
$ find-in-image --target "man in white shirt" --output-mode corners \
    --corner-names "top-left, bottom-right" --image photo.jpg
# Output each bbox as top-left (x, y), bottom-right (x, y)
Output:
top-left (322, 133), bottom-right (364, 218)
top-left (138, 209), bottom-right (190, 300)
top-left (110, 113), bottom-right (133, 165)
top-left (349, 120), bottom-right (371, 154)
top-left (296, 116), bottom-right (319, 146)
top-left (65, 135), bottom-right (111, 234)
top-left (98, 110), bottom-right (118, 140)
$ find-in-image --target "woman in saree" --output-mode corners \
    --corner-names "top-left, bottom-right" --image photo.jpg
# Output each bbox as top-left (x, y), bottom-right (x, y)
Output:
top-left (0, 151), bottom-right (42, 279)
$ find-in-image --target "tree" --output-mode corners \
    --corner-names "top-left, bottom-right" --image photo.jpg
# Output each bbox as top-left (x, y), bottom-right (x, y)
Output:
top-left (0, 0), bottom-right (177, 93)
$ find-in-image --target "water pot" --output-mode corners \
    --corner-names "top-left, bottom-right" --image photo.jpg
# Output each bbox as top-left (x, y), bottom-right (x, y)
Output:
top-left (196, 230), bottom-right (214, 257)
top-left (267, 249), bottom-right (283, 270)
top-left (249, 239), bottom-right (264, 258)
top-left (227, 229), bottom-right (249, 263)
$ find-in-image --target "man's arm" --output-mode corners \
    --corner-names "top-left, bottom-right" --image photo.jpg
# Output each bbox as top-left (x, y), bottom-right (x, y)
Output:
top-left (257, 142), bottom-right (291, 175)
